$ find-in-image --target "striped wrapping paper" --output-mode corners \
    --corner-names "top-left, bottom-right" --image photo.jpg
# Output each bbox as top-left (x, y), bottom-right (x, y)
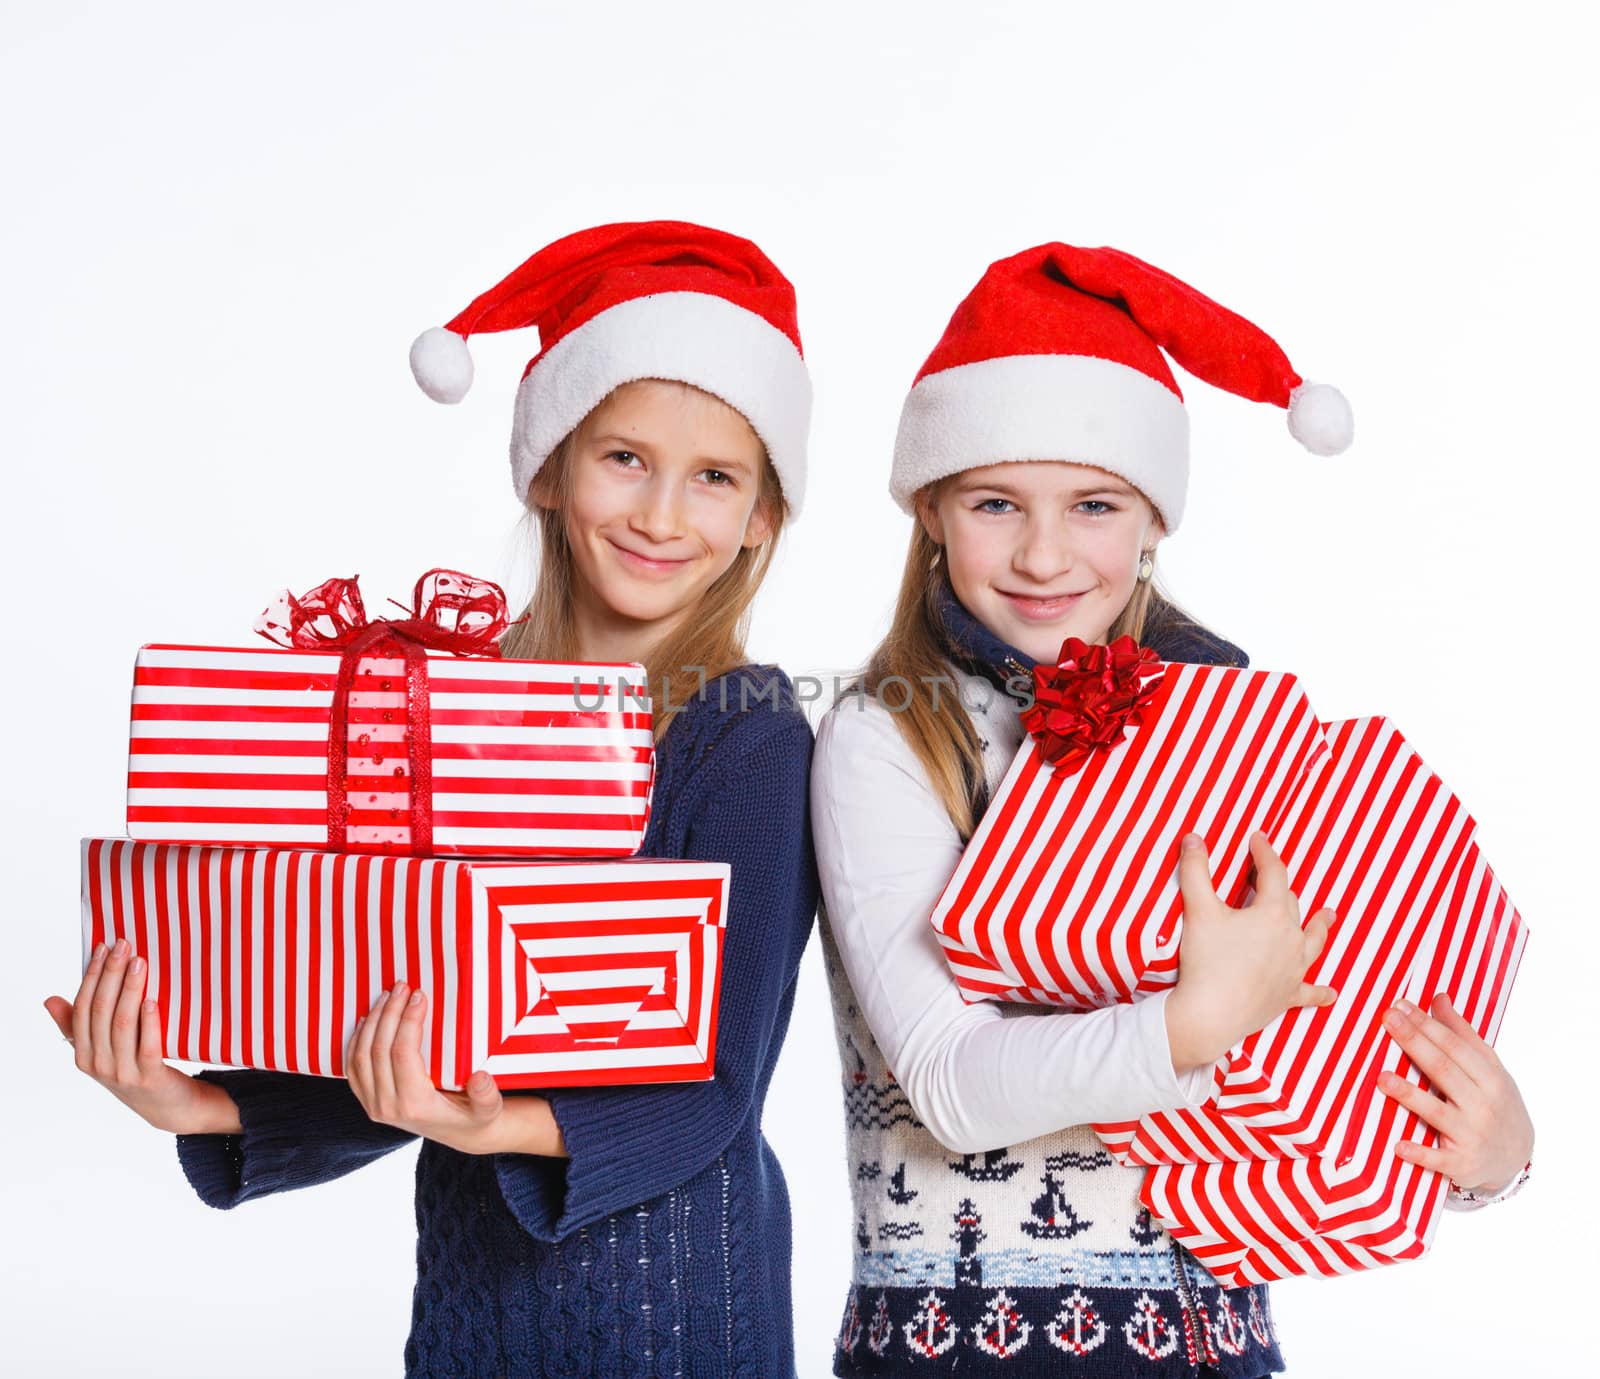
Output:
top-left (1095, 718), bottom-right (1483, 1163)
top-left (126, 643), bottom-right (654, 857)
top-left (930, 664), bottom-right (1328, 1010)
top-left (1139, 840), bottom-right (1525, 1285)
top-left (80, 837), bottom-right (729, 1090)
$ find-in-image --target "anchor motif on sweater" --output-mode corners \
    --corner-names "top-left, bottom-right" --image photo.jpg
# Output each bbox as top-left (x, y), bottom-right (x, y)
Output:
top-left (1214, 1291), bottom-right (1249, 1357)
top-left (1046, 1288), bottom-right (1108, 1356)
top-left (867, 1294), bottom-right (893, 1356)
top-left (1123, 1293), bottom-right (1179, 1359)
top-left (904, 1290), bottom-right (957, 1358)
top-left (837, 1296), bottom-right (862, 1356)
top-left (973, 1289), bottom-right (1032, 1358)
top-left (1247, 1288), bottom-right (1274, 1347)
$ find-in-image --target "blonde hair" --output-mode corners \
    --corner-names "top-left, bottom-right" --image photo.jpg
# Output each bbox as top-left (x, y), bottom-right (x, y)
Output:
top-left (863, 476), bottom-right (1160, 840)
top-left (499, 381), bottom-right (787, 742)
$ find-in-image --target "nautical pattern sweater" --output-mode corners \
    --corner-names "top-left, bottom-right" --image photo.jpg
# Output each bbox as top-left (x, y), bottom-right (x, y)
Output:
top-left (813, 590), bottom-right (1285, 1378)
top-left (175, 666), bottom-right (819, 1379)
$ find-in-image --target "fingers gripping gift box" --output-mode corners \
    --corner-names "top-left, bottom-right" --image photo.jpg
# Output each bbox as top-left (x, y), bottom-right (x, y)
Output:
top-left (927, 638), bottom-right (1528, 1281)
top-left (126, 571), bottom-right (654, 859)
top-left (80, 838), bottom-right (730, 1090)
top-left (1140, 842), bottom-right (1525, 1286)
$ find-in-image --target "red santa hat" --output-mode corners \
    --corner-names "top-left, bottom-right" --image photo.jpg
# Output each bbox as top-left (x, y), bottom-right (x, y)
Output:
top-left (890, 244), bottom-right (1352, 531)
top-left (410, 221), bottom-right (812, 512)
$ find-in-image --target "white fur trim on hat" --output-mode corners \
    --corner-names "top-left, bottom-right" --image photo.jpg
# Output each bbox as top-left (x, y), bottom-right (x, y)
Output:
top-left (890, 353), bottom-right (1191, 531)
top-left (510, 291), bottom-right (812, 514)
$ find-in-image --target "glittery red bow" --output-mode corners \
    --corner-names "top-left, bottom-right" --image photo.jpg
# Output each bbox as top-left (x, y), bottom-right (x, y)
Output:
top-left (1021, 636), bottom-right (1166, 776)
top-left (255, 569), bottom-right (509, 655)
top-left (255, 570), bottom-right (509, 855)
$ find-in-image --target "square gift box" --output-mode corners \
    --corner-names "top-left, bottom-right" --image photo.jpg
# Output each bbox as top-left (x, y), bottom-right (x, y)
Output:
top-left (81, 838), bottom-right (730, 1091)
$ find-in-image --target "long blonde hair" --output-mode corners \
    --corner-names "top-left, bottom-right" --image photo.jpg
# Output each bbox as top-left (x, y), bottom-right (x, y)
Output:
top-left (863, 477), bottom-right (1160, 839)
top-left (499, 382), bottom-right (787, 742)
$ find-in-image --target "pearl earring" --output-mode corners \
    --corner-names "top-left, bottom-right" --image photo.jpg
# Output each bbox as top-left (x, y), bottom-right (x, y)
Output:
top-left (1137, 552), bottom-right (1155, 583)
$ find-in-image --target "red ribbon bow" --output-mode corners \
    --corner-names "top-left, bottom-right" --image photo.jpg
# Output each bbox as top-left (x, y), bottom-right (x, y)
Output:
top-left (255, 570), bottom-right (510, 855)
top-left (1020, 635), bottom-right (1166, 777)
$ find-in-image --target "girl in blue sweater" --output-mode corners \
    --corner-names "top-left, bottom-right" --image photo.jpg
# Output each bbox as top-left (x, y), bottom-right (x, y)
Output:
top-left (45, 221), bottom-right (821, 1379)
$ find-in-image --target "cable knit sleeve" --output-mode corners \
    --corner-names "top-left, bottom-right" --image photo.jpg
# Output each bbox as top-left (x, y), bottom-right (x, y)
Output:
top-left (812, 697), bottom-right (1215, 1154)
top-left (494, 708), bottom-right (817, 1242)
top-left (175, 1069), bottom-right (416, 1209)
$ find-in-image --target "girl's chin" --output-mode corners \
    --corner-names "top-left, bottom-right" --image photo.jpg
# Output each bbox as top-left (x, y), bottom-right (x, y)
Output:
top-left (989, 609), bottom-right (1108, 662)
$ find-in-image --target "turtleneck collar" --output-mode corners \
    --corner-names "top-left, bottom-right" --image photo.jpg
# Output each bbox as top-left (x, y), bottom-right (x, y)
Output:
top-left (933, 579), bottom-right (1037, 702)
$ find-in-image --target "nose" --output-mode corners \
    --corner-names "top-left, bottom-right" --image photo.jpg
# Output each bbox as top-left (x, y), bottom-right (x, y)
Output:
top-left (629, 475), bottom-right (686, 544)
top-left (1012, 513), bottom-right (1075, 584)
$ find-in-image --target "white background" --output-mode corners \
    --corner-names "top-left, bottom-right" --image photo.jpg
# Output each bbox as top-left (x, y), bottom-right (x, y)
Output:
top-left (3, 2), bottom-right (1596, 1374)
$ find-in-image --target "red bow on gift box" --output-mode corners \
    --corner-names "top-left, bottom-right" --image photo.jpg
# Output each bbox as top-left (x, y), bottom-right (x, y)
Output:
top-left (1021, 635), bottom-right (1166, 777)
top-left (255, 569), bottom-right (510, 655)
top-left (254, 570), bottom-right (511, 856)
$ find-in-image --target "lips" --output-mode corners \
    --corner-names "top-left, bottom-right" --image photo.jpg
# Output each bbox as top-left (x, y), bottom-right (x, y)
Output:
top-left (998, 589), bottom-right (1087, 621)
top-left (606, 538), bottom-right (693, 577)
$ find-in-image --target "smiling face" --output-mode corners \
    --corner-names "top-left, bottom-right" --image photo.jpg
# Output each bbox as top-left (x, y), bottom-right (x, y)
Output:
top-left (532, 379), bottom-right (774, 662)
top-left (919, 460), bottom-right (1164, 664)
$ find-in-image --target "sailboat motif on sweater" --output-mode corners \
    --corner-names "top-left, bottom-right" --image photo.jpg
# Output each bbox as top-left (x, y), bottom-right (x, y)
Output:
top-left (1020, 1154), bottom-right (1094, 1240)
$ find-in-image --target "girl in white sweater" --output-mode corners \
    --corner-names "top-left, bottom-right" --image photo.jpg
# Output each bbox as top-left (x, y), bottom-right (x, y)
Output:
top-left (811, 243), bottom-right (1533, 1377)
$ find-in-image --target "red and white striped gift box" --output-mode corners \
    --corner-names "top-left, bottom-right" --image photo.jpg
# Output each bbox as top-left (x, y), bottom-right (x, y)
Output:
top-left (1096, 718), bottom-right (1482, 1164)
top-left (930, 664), bottom-right (1327, 1010)
top-left (126, 644), bottom-right (654, 857)
top-left (80, 837), bottom-right (729, 1090)
top-left (1139, 840), bottom-right (1526, 1285)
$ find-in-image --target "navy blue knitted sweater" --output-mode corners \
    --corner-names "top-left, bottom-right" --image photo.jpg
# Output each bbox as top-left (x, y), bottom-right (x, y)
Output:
top-left (176, 665), bottom-right (819, 1379)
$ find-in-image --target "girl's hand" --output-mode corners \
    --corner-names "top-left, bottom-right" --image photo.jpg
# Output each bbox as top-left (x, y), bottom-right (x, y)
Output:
top-left (346, 981), bottom-right (565, 1158)
top-left (1165, 832), bottom-right (1337, 1074)
top-left (43, 939), bottom-right (241, 1134)
top-left (1379, 993), bottom-right (1534, 1195)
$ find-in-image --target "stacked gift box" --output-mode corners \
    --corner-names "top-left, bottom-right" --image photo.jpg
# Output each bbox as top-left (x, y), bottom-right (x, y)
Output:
top-left (928, 639), bottom-right (1527, 1284)
top-left (82, 571), bottom-right (730, 1091)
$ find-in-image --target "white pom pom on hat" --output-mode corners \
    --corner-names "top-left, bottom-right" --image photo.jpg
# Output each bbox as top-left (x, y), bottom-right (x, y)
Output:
top-left (409, 327), bottom-right (475, 404)
top-left (1287, 381), bottom-right (1354, 456)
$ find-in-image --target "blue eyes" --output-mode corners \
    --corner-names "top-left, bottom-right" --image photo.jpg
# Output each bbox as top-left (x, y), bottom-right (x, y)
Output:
top-left (972, 497), bottom-right (1117, 516)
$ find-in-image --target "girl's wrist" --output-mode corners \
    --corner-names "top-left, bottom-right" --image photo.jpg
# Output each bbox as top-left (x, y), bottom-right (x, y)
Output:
top-left (175, 1079), bottom-right (243, 1136)
top-left (1163, 988), bottom-right (1231, 1074)
top-left (495, 1092), bottom-right (567, 1158)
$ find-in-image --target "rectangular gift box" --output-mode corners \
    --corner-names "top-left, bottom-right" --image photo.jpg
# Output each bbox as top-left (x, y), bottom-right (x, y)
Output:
top-left (81, 837), bottom-right (729, 1090)
top-left (126, 644), bottom-right (655, 858)
top-left (1137, 840), bottom-right (1525, 1285)
top-left (930, 663), bottom-right (1328, 1009)
top-left (1095, 717), bottom-right (1486, 1163)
